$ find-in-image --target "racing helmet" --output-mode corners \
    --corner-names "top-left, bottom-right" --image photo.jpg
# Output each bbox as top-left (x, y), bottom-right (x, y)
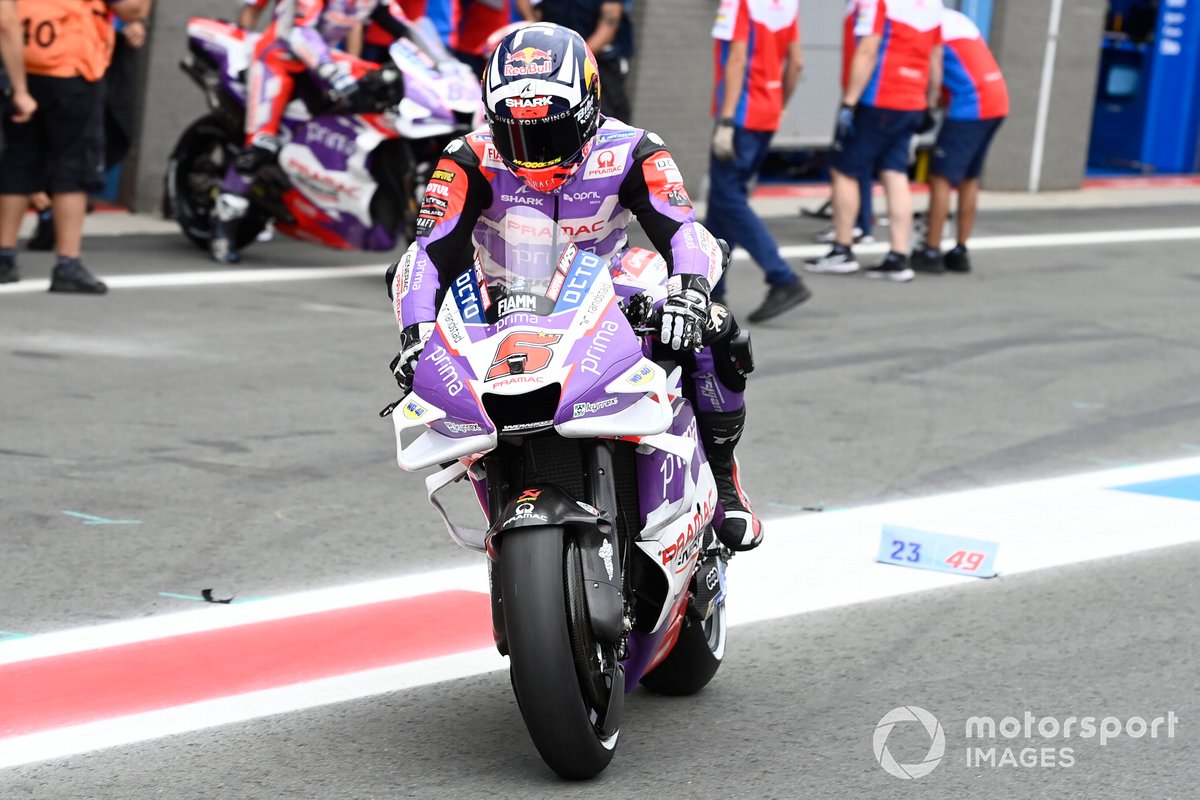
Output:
top-left (483, 24), bottom-right (601, 193)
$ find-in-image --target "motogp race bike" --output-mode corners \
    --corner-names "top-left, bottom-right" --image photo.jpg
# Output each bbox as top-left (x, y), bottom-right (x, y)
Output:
top-left (386, 208), bottom-right (732, 778)
top-left (166, 17), bottom-right (483, 255)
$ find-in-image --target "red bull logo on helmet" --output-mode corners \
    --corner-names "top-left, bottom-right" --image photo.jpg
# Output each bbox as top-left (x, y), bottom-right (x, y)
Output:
top-left (504, 47), bottom-right (554, 77)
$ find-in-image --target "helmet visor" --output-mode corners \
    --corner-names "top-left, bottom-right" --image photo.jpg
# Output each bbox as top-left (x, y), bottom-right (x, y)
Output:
top-left (490, 112), bottom-right (587, 170)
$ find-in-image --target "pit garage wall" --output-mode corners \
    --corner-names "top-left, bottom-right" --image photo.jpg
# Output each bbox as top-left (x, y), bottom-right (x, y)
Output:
top-left (985, 0), bottom-right (1108, 191)
top-left (125, 0), bottom-right (231, 213)
top-left (125, 0), bottom-right (1107, 211)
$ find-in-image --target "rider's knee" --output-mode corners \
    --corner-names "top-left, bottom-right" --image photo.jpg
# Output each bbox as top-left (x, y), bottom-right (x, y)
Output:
top-left (706, 304), bottom-right (754, 391)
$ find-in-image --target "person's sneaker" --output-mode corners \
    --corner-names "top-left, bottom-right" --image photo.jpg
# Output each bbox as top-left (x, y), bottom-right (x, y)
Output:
top-left (804, 245), bottom-right (860, 275)
top-left (49, 260), bottom-right (107, 294)
top-left (863, 252), bottom-right (915, 283)
top-left (27, 211), bottom-right (55, 251)
top-left (814, 225), bottom-right (874, 245)
top-left (0, 258), bottom-right (18, 284)
top-left (748, 279), bottom-right (812, 323)
top-left (944, 244), bottom-right (972, 273)
top-left (911, 246), bottom-right (944, 274)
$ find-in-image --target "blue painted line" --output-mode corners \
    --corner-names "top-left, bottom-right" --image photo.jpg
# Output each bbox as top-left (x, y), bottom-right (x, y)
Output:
top-left (63, 510), bottom-right (142, 526)
top-left (1111, 474), bottom-right (1200, 503)
top-left (1180, 443), bottom-right (1200, 452)
top-left (159, 592), bottom-right (267, 606)
top-left (1073, 402), bottom-right (1106, 411)
top-left (0, 630), bottom-right (30, 640)
top-left (1086, 457), bottom-right (1140, 468)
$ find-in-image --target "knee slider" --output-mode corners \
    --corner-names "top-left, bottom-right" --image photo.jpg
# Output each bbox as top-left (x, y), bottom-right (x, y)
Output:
top-left (706, 305), bottom-right (753, 391)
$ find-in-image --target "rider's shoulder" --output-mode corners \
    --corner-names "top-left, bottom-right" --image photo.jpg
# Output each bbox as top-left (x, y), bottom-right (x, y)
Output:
top-left (595, 119), bottom-right (672, 162)
top-left (438, 130), bottom-right (488, 170)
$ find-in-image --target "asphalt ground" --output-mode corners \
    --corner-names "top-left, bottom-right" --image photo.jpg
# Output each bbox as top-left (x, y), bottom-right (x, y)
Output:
top-left (2, 200), bottom-right (1199, 797)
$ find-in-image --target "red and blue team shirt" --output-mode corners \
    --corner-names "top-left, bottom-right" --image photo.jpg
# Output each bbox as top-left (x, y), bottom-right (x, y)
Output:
top-left (842, 0), bottom-right (943, 112)
top-left (941, 9), bottom-right (1009, 120)
top-left (711, 0), bottom-right (800, 132)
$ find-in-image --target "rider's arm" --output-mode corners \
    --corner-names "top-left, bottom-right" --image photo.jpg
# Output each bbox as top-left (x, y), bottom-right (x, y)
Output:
top-left (617, 133), bottom-right (722, 284)
top-left (285, 1), bottom-right (336, 72)
top-left (393, 141), bottom-right (493, 329)
top-left (368, 1), bottom-right (414, 40)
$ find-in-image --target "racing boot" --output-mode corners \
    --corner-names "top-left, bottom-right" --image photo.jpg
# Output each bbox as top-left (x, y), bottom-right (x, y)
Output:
top-left (210, 137), bottom-right (278, 264)
top-left (210, 193), bottom-right (249, 264)
top-left (698, 407), bottom-right (763, 551)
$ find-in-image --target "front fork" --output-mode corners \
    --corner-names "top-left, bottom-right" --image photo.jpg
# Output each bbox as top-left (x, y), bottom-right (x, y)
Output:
top-left (485, 440), bottom-right (629, 658)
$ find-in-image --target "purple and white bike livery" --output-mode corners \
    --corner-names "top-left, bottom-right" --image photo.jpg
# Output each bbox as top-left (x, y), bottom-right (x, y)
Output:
top-left (166, 17), bottom-right (483, 254)
top-left (386, 207), bottom-right (734, 778)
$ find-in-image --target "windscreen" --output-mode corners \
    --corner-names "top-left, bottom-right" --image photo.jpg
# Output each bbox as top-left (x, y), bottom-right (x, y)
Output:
top-left (470, 206), bottom-right (592, 318)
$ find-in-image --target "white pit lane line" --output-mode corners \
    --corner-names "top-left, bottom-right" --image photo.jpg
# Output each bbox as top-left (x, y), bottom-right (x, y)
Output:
top-left (3, 227), bottom-right (1200, 295)
top-left (2, 457), bottom-right (1199, 768)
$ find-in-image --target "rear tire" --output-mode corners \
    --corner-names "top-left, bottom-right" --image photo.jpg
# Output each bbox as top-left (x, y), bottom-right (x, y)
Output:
top-left (166, 116), bottom-right (266, 252)
top-left (639, 602), bottom-right (726, 696)
top-left (500, 527), bottom-right (620, 779)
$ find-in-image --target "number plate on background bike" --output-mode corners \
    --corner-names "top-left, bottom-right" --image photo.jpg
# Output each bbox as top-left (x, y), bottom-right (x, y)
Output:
top-left (876, 525), bottom-right (999, 578)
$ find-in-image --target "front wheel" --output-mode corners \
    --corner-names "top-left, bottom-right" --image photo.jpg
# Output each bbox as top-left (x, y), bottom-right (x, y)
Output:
top-left (165, 115), bottom-right (266, 252)
top-left (500, 527), bottom-right (621, 779)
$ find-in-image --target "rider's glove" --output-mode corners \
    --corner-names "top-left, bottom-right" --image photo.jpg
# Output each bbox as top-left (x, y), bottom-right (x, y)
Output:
top-left (660, 275), bottom-right (711, 352)
top-left (835, 103), bottom-right (857, 142)
top-left (712, 119), bottom-right (736, 162)
top-left (917, 109), bottom-right (938, 135)
top-left (317, 61), bottom-right (359, 102)
top-left (389, 322), bottom-right (434, 394)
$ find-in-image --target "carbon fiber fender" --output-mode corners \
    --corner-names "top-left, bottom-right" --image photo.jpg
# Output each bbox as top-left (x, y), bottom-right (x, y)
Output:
top-left (488, 483), bottom-right (624, 645)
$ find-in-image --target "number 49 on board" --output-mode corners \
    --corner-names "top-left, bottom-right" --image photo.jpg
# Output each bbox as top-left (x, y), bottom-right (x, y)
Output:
top-left (876, 525), bottom-right (999, 578)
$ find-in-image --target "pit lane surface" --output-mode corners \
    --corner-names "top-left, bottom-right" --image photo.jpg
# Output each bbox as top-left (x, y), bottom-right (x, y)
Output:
top-left (2, 202), bottom-right (1198, 797)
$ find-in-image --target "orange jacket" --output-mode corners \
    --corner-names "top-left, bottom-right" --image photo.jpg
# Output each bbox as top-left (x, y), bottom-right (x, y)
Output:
top-left (19, 0), bottom-right (116, 81)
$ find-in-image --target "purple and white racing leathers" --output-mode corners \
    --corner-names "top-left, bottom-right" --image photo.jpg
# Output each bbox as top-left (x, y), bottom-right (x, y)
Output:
top-left (390, 117), bottom-right (762, 547)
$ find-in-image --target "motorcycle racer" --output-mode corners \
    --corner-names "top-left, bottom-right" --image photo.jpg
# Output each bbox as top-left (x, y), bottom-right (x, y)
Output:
top-left (387, 23), bottom-right (762, 551)
top-left (212, 0), bottom-right (415, 263)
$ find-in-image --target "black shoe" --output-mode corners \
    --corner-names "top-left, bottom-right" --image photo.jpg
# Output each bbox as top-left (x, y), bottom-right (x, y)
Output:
top-left (863, 252), bottom-right (915, 283)
top-left (27, 211), bottom-right (55, 252)
top-left (747, 279), bottom-right (812, 323)
top-left (0, 259), bottom-right (18, 284)
top-left (911, 247), bottom-right (944, 274)
top-left (944, 244), bottom-right (972, 273)
top-left (803, 245), bottom-right (860, 275)
top-left (49, 260), bottom-right (107, 294)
